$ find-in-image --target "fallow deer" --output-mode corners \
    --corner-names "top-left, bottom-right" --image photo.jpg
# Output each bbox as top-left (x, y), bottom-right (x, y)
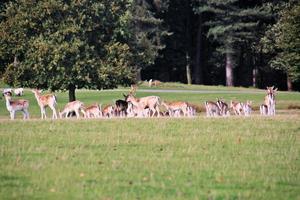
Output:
top-left (242, 101), bottom-right (252, 116)
top-left (216, 99), bottom-right (230, 116)
top-left (59, 100), bottom-right (84, 119)
top-left (14, 88), bottom-right (24, 96)
top-left (230, 101), bottom-right (244, 115)
top-left (82, 104), bottom-right (102, 118)
top-left (32, 89), bottom-right (57, 119)
top-left (3, 92), bottom-right (29, 120)
top-left (115, 99), bottom-right (128, 117)
top-left (162, 101), bottom-right (189, 117)
top-left (205, 101), bottom-right (221, 117)
top-left (124, 93), bottom-right (161, 117)
top-left (264, 86), bottom-right (277, 116)
top-left (148, 79), bottom-right (161, 87)
top-left (102, 105), bottom-right (114, 118)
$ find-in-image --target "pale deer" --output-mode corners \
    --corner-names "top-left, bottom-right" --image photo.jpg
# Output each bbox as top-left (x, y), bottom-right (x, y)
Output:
top-left (264, 86), bottom-right (277, 116)
top-left (14, 88), bottom-right (24, 96)
top-left (242, 101), bottom-right (252, 116)
top-left (124, 93), bottom-right (161, 117)
top-left (230, 101), bottom-right (243, 115)
top-left (3, 92), bottom-right (29, 120)
top-left (205, 101), bottom-right (221, 117)
top-left (59, 100), bottom-right (84, 119)
top-left (32, 89), bottom-right (57, 119)
top-left (162, 101), bottom-right (189, 117)
top-left (83, 104), bottom-right (102, 118)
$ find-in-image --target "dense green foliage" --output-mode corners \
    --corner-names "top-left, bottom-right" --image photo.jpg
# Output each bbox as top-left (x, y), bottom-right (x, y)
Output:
top-left (261, 2), bottom-right (300, 82)
top-left (0, 0), bottom-right (300, 92)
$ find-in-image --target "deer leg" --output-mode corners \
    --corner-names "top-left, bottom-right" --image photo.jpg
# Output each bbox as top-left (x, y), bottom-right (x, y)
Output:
top-left (49, 105), bottom-right (57, 119)
top-left (10, 111), bottom-right (15, 120)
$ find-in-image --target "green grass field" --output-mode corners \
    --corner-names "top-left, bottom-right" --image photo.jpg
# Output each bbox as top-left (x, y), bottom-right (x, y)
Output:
top-left (0, 83), bottom-right (299, 199)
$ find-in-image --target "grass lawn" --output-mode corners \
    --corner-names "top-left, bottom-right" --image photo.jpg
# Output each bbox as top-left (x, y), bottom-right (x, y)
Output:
top-left (0, 83), bottom-right (299, 199)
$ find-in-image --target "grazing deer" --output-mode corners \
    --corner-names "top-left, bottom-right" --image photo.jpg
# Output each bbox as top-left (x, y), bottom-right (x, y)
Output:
top-left (14, 88), bottom-right (24, 96)
top-left (59, 100), bottom-right (84, 119)
top-left (205, 101), bottom-right (221, 117)
top-left (264, 86), bottom-right (277, 116)
top-left (242, 101), bottom-right (252, 116)
top-left (124, 93), bottom-right (161, 117)
top-left (102, 105), bottom-right (114, 118)
top-left (216, 99), bottom-right (230, 116)
top-left (115, 99), bottom-right (128, 117)
top-left (230, 101), bottom-right (244, 115)
top-left (32, 89), bottom-right (57, 119)
top-left (83, 104), bottom-right (102, 118)
top-left (148, 79), bottom-right (161, 87)
top-left (162, 101), bottom-right (189, 117)
top-left (3, 92), bottom-right (29, 120)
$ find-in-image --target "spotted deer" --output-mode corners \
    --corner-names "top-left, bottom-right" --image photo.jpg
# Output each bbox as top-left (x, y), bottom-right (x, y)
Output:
top-left (162, 101), bottom-right (189, 117)
top-left (32, 89), bottom-right (57, 119)
top-left (3, 92), bottom-right (29, 120)
top-left (83, 104), bottom-right (102, 118)
top-left (59, 100), bottom-right (84, 119)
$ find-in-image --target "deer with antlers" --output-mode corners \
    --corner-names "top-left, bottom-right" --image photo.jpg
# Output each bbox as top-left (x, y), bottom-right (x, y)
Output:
top-left (3, 92), bottom-right (29, 120)
top-left (124, 84), bottom-right (161, 117)
top-left (32, 89), bottom-right (57, 119)
top-left (262, 86), bottom-right (277, 116)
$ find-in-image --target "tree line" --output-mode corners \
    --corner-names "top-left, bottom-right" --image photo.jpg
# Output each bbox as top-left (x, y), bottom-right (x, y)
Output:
top-left (0, 0), bottom-right (299, 101)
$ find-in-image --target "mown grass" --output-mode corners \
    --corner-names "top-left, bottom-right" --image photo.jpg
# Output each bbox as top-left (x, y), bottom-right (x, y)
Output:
top-left (0, 116), bottom-right (299, 199)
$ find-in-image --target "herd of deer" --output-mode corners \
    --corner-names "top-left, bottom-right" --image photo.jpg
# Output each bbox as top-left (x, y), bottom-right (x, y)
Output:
top-left (2, 86), bottom-right (277, 120)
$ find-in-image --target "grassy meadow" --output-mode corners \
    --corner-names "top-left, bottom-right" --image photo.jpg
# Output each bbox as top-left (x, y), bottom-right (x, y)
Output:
top-left (0, 83), bottom-right (299, 199)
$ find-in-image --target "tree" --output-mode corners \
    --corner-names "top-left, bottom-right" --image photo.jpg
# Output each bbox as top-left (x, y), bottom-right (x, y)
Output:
top-left (0, 0), bottom-right (136, 101)
top-left (193, 0), bottom-right (271, 86)
top-left (126, 0), bottom-right (169, 81)
top-left (260, 1), bottom-right (300, 90)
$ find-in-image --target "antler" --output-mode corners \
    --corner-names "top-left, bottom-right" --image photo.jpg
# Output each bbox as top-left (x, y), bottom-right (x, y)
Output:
top-left (130, 84), bottom-right (137, 95)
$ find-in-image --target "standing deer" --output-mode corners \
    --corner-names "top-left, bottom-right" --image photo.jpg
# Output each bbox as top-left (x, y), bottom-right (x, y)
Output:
top-left (242, 101), bottom-right (252, 116)
top-left (124, 93), bottom-right (161, 117)
top-left (263, 86), bottom-right (277, 116)
top-left (32, 89), bottom-right (57, 119)
top-left (216, 99), bottom-right (230, 116)
top-left (59, 100), bottom-right (85, 119)
top-left (205, 101), bottom-right (221, 117)
top-left (3, 92), bottom-right (29, 120)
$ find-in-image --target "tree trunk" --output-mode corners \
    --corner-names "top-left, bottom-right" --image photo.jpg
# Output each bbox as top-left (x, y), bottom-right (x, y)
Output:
top-left (136, 68), bottom-right (142, 82)
top-left (13, 55), bottom-right (18, 67)
top-left (252, 67), bottom-right (257, 88)
top-left (185, 0), bottom-right (192, 85)
top-left (68, 84), bottom-right (76, 102)
top-left (186, 52), bottom-right (192, 85)
top-left (194, 15), bottom-right (203, 84)
top-left (287, 74), bottom-right (293, 91)
top-left (225, 50), bottom-right (234, 86)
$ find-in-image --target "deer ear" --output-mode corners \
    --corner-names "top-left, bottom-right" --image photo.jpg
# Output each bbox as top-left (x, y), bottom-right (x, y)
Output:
top-left (274, 88), bottom-right (278, 91)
